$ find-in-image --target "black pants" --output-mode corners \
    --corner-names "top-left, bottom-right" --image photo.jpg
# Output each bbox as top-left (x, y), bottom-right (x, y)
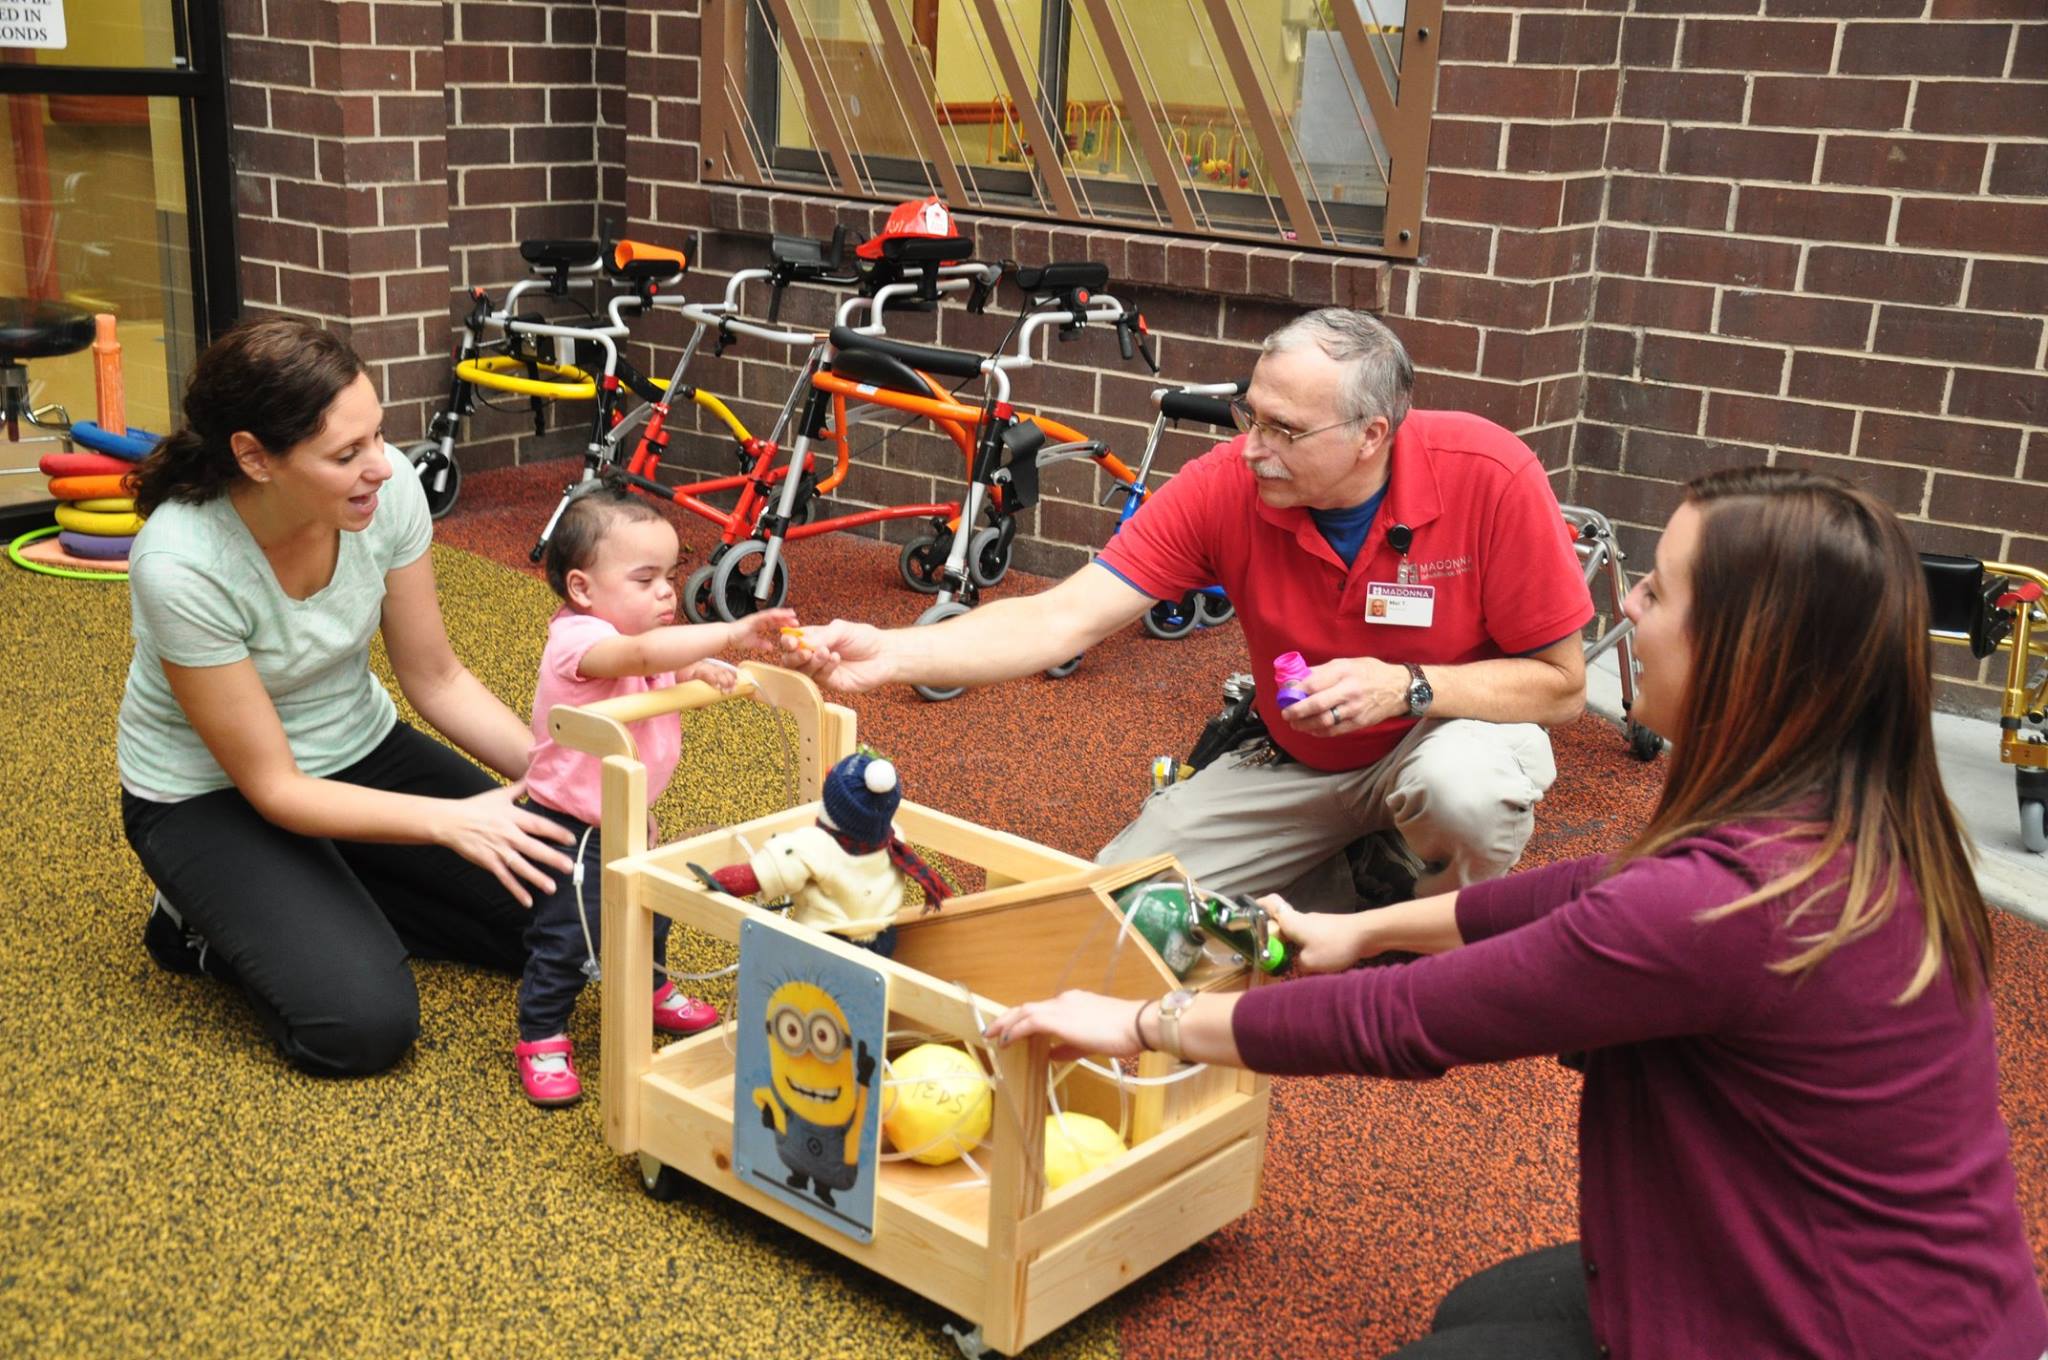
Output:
top-left (122, 722), bottom-right (531, 1077)
top-left (517, 800), bottom-right (669, 1041)
top-left (1385, 1243), bottom-right (1599, 1360)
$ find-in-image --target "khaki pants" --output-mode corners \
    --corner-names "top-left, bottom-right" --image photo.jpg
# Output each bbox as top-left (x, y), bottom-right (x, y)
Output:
top-left (1095, 719), bottom-right (1557, 913)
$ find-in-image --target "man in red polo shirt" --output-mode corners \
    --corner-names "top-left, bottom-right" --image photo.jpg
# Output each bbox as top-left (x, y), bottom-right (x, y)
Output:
top-left (784, 309), bottom-right (1594, 911)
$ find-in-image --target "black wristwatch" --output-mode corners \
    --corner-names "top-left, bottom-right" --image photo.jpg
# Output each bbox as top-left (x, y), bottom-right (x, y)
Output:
top-left (1404, 662), bottom-right (1433, 718)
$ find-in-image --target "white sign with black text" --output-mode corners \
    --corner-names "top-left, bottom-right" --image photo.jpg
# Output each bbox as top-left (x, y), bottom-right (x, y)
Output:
top-left (0, 1), bottom-right (65, 50)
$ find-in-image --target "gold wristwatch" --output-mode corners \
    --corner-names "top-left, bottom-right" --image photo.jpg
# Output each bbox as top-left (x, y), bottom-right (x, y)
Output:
top-left (1156, 988), bottom-right (1198, 1059)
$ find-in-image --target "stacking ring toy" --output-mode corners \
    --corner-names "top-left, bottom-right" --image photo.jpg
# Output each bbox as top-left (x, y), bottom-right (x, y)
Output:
top-left (39, 450), bottom-right (132, 478)
top-left (7, 526), bottom-right (127, 580)
top-left (70, 421), bottom-right (159, 460)
top-left (73, 496), bottom-right (136, 513)
top-left (49, 474), bottom-right (129, 500)
top-left (58, 530), bottom-right (134, 560)
top-left (454, 356), bottom-right (597, 400)
top-left (54, 504), bottom-right (143, 535)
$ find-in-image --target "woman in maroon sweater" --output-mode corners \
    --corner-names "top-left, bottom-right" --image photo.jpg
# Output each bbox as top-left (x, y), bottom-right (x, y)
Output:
top-left (988, 468), bottom-right (2047, 1360)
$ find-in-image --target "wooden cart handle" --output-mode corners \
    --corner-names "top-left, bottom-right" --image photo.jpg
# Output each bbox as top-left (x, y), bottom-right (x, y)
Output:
top-left (548, 660), bottom-right (856, 797)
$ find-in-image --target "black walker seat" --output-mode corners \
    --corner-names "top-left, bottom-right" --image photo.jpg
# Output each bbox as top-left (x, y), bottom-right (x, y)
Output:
top-left (830, 345), bottom-right (942, 400)
top-left (1921, 553), bottom-right (2013, 660)
top-left (828, 325), bottom-right (988, 385)
top-left (519, 239), bottom-right (604, 271)
top-left (1012, 261), bottom-right (1110, 297)
top-left (0, 299), bottom-right (95, 363)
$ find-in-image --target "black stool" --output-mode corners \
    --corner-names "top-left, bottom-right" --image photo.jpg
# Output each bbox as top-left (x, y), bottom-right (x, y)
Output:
top-left (0, 298), bottom-right (95, 441)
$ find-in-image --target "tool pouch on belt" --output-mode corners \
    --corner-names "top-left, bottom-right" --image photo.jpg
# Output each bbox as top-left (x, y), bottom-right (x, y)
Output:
top-left (1186, 673), bottom-right (1272, 773)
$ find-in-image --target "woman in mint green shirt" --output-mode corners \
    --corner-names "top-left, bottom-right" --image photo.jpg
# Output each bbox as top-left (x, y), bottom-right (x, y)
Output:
top-left (118, 318), bottom-right (574, 1076)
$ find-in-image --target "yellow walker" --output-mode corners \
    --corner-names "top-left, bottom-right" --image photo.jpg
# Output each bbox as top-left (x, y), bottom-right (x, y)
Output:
top-left (551, 664), bottom-right (1273, 1356)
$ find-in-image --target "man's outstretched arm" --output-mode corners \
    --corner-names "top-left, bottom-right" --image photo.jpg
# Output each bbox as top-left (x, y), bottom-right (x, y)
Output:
top-left (781, 562), bottom-right (1155, 692)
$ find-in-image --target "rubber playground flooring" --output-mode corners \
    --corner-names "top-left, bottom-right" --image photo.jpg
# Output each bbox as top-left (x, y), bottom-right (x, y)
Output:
top-left (6, 455), bottom-right (2046, 1358)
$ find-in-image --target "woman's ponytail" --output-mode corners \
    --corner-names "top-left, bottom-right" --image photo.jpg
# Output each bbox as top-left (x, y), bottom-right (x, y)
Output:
top-left (127, 428), bottom-right (234, 518)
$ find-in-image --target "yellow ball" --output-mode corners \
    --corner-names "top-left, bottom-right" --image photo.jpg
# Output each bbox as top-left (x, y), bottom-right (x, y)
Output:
top-left (883, 1044), bottom-right (992, 1166)
top-left (1043, 1113), bottom-right (1126, 1189)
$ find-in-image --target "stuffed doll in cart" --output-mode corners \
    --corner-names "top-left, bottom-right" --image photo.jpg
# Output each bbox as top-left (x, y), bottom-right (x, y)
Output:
top-left (704, 752), bottom-right (948, 955)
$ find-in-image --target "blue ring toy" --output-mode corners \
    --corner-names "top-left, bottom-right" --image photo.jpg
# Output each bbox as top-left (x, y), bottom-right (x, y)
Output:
top-left (71, 421), bottom-right (159, 460)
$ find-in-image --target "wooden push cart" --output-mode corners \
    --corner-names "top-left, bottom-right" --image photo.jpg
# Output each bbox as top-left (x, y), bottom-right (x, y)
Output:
top-left (550, 663), bottom-right (1272, 1356)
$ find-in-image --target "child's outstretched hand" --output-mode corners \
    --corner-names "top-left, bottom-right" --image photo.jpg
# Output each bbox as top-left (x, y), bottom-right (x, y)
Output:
top-left (681, 658), bottom-right (743, 692)
top-left (732, 607), bottom-right (800, 651)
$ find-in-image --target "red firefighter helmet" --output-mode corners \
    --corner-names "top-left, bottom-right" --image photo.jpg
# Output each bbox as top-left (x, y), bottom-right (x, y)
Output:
top-left (854, 195), bottom-right (962, 260)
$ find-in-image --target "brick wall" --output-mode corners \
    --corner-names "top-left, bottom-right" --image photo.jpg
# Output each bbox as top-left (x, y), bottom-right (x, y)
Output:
top-left (227, 0), bottom-right (2045, 712)
top-left (1570, 0), bottom-right (2047, 708)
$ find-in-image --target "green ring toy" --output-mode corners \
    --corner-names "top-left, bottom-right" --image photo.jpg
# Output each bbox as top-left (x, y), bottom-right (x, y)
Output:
top-left (7, 525), bottom-right (129, 581)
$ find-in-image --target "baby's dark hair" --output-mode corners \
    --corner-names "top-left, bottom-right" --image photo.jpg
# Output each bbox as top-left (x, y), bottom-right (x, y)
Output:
top-left (543, 483), bottom-right (666, 600)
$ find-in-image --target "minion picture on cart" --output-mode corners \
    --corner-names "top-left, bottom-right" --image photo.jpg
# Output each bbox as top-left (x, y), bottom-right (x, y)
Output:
top-left (734, 918), bottom-right (888, 1241)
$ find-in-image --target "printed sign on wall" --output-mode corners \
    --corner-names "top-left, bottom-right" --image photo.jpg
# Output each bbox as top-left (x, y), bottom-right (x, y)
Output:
top-left (0, 2), bottom-right (65, 49)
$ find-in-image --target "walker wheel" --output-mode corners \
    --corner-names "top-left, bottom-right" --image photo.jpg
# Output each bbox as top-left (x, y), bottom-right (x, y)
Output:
top-left (911, 600), bottom-right (971, 702)
top-left (789, 474), bottom-right (822, 525)
top-left (968, 524), bottom-right (1011, 588)
top-left (1045, 655), bottom-right (1082, 679)
top-left (1194, 590), bottom-right (1234, 626)
top-left (638, 1153), bottom-right (689, 1202)
top-left (404, 439), bottom-right (462, 520)
top-left (710, 540), bottom-right (789, 622)
top-left (1626, 721), bottom-right (1663, 762)
top-left (1143, 592), bottom-right (1202, 641)
top-left (899, 535), bottom-right (947, 594)
top-left (682, 563), bottom-right (718, 624)
top-left (2021, 798), bottom-right (2046, 855)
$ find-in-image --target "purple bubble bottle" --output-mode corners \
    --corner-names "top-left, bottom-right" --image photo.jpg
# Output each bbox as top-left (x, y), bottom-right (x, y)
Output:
top-left (1273, 651), bottom-right (1311, 708)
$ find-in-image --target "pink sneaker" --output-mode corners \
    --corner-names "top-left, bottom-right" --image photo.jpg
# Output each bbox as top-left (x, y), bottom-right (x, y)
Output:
top-left (516, 1035), bottom-right (582, 1106)
top-left (653, 981), bottom-right (719, 1035)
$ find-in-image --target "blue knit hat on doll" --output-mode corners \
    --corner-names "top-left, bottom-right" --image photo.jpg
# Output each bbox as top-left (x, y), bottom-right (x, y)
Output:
top-left (820, 753), bottom-right (900, 846)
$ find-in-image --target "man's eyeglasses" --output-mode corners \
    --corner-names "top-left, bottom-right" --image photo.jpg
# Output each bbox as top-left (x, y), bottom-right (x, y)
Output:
top-left (1228, 398), bottom-right (1364, 447)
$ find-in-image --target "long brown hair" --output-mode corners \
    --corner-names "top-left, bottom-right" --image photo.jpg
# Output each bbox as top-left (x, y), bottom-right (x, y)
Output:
top-left (1611, 466), bottom-right (1990, 1003)
top-left (126, 318), bottom-right (366, 517)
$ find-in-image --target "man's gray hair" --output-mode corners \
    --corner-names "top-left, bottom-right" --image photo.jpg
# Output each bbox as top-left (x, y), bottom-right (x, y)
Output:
top-left (1261, 308), bottom-right (1414, 436)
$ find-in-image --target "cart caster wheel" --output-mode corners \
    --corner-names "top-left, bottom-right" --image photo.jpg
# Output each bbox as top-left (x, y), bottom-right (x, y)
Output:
top-left (1143, 592), bottom-right (1202, 640)
top-left (967, 523), bottom-right (1012, 588)
top-left (912, 600), bottom-right (971, 702)
top-left (2022, 799), bottom-right (2046, 855)
top-left (943, 1322), bottom-right (992, 1359)
top-left (1626, 721), bottom-right (1663, 762)
top-left (405, 439), bottom-right (462, 520)
top-left (710, 540), bottom-right (789, 623)
top-left (638, 1153), bottom-right (689, 1202)
top-left (1194, 590), bottom-right (1234, 626)
top-left (1045, 655), bottom-right (1082, 679)
top-left (682, 563), bottom-right (718, 624)
top-left (899, 534), bottom-right (947, 594)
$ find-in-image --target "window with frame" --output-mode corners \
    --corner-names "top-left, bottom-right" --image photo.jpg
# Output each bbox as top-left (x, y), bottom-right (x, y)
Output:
top-left (703, 0), bottom-right (1442, 258)
top-left (0, 0), bottom-right (234, 513)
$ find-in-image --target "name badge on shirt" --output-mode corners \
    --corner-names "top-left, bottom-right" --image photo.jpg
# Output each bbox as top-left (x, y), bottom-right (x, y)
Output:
top-left (1365, 581), bottom-right (1435, 627)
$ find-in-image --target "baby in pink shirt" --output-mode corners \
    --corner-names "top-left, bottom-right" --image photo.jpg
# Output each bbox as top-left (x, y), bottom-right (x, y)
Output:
top-left (515, 484), bottom-right (793, 1106)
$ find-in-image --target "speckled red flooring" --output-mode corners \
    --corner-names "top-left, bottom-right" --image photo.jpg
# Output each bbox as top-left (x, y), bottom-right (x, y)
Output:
top-left (442, 456), bottom-right (2048, 1358)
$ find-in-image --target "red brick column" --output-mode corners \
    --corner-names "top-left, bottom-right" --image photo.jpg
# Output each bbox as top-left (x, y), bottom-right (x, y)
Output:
top-left (1393, 0), bottom-right (1621, 495)
top-left (225, 0), bottom-right (451, 443)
